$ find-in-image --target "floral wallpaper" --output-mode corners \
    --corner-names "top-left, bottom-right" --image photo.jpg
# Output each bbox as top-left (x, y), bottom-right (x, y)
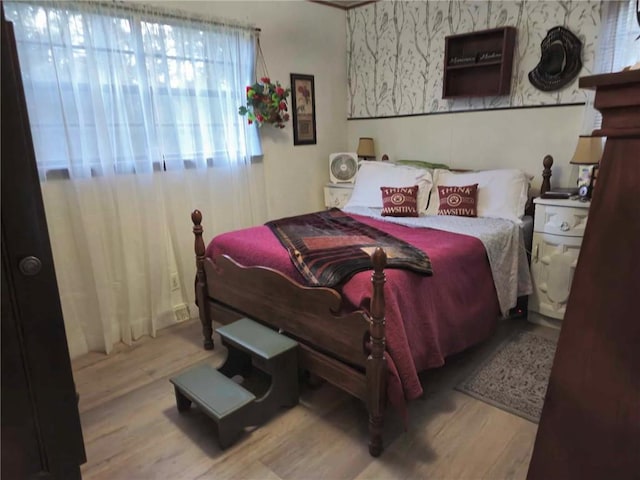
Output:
top-left (347, 0), bottom-right (601, 118)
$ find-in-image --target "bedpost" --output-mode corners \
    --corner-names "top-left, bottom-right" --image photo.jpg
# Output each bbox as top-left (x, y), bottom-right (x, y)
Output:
top-left (540, 154), bottom-right (553, 196)
top-left (367, 247), bottom-right (388, 457)
top-left (191, 210), bottom-right (214, 350)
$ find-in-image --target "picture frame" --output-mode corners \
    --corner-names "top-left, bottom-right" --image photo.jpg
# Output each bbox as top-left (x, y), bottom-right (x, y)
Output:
top-left (290, 73), bottom-right (316, 145)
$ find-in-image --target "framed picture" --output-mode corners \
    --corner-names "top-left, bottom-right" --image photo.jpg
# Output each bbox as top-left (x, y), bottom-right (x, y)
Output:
top-left (290, 73), bottom-right (316, 145)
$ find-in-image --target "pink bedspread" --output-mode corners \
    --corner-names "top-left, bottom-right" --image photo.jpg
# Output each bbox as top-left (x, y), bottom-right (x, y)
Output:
top-left (207, 213), bottom-right (499, 413)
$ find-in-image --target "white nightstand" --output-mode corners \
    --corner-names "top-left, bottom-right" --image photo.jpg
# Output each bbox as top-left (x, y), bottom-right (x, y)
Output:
top-left (528, 197), bottom-right (590, 328)
top-left (323, 183), bottom-right (354, 209)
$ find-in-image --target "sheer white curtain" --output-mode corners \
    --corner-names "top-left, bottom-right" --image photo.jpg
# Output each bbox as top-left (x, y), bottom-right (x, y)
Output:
top-left (6, 1), bottom-right (267, 357)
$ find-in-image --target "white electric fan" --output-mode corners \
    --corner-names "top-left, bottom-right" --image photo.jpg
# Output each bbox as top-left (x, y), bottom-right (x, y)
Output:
top-left (329, 152), bottom-right (358, 183)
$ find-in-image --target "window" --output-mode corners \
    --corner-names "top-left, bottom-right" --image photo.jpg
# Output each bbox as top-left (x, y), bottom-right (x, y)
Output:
top-left (5, 2), bottom-right (261, 179)
top-left (597, 0), bottom-right (640, 74)
top-left (581, 0), bottom-right (639, 134)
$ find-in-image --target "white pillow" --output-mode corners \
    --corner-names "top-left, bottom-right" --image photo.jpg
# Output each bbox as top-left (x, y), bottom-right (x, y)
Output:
top-left (426, 168), bottom-right (530, 222)
top-left (345, 161), bottom-right (433, 212)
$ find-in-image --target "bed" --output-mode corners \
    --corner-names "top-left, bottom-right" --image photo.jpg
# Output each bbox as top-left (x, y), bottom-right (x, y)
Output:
top-left (191, 158), bottom-right (546, 456)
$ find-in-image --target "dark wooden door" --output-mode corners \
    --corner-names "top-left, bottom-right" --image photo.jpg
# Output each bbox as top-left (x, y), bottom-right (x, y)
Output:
top-left (1, 11), bottom-right (86, 479)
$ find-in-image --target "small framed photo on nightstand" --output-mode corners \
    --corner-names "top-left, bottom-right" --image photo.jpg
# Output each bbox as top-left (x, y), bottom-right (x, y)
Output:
top-left (577, 165), bottom-right (596, 199)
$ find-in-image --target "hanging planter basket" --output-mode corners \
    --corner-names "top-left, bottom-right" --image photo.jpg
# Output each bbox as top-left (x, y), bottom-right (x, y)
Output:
top-left (239, 77), bottom-right (291, 128)
top-left (238, 37), bottom-right (291, 129)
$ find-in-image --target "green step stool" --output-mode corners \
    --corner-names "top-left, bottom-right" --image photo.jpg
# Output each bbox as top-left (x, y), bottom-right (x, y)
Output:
top-left (170, 318), bottom-right (298, 448)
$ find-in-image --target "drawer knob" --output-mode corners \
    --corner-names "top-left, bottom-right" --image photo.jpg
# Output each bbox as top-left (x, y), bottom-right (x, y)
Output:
top-left (560, 221), bottom-right (570, 232)
top-left (19, 256), bottom-right (42, 276)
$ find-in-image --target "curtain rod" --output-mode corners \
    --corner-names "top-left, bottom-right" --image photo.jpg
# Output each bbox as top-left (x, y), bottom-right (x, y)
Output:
top-left (110, 1), bottom-right (261, 33)
top-left (38, 1), bottom-right (261, 33)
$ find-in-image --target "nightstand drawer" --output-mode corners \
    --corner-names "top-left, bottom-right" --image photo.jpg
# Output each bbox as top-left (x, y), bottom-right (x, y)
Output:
top-left (534, 204), bottom-right (589, 237)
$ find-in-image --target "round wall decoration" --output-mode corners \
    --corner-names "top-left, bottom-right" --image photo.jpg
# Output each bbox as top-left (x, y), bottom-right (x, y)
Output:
top-left (528, 26), bottom-right (583, 92)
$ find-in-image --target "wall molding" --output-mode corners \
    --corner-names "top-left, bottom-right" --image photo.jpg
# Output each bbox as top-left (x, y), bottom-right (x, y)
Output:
top-left (347, 101), bottom-right (586, 121)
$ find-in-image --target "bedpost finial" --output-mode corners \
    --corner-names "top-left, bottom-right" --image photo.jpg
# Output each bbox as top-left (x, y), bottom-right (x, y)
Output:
top-left (372, 247), bottom-right (387, 271)
top-left (541, 155), bottom-right (553, 196)
top-left (192, 209), bottom-right (202, 226)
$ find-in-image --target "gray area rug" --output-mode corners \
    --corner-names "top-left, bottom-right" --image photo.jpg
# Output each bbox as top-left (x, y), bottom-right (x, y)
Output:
top-left (456, 330), bottom-right (557, 423)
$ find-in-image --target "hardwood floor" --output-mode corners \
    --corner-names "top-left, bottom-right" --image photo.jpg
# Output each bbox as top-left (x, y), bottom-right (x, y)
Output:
top-left (73, 317), bottom-right (556, 480)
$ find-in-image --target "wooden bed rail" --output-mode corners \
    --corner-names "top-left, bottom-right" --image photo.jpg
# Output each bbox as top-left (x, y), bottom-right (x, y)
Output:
top-left (192, 210), bottom-right (214, 349)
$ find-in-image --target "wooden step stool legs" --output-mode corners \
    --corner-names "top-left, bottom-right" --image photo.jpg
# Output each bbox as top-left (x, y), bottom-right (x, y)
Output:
top-left (261, 350), bottom-right (298, 408)
top-left (171, 318), bottom-right (299, 449)
top-left (216, 410), bottom-right (249, 449)
top-left (239, 349), bottom-right (298, 427)
top-left (174, 387), bottom-right (192, 412)
top-left (217, 345), bottom-right (252, 379)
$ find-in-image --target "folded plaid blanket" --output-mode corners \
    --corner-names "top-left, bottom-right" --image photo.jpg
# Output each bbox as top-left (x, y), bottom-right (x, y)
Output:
top-left (266, 209), bottom-right (432, 287)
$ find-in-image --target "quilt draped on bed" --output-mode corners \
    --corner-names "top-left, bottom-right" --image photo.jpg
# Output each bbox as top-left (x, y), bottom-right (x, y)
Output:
top-left (265, 208), bottom-right (432, 287)
top-left (208, 213), bottom-right (501, 417)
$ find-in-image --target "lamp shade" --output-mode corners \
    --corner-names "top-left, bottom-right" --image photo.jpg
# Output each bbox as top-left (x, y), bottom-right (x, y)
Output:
top-left (570, 135), bottom-right (603, 165)
top-left (356, 137), bottom-right (375, 159)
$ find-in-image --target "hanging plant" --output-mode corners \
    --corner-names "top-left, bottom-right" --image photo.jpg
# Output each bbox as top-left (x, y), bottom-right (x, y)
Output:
top-left (239, 77), bottom-right (291, 129)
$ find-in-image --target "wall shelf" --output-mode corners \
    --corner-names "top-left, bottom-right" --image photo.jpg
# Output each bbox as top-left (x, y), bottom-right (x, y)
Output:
top-left (442, 27), bottom-right (516, 99)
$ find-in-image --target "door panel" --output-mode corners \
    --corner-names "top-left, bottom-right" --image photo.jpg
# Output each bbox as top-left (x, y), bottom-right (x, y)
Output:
top-left (1, 11), bottom-right (86, 479)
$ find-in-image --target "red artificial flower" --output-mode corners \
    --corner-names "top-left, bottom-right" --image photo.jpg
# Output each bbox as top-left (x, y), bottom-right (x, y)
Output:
top-left (279, 101), bottom-right (287, 111)
top-left (283, 113), bottom-right (290, 121)
top-left (248, 119), bottom-right (253, 125)
top-left (260, 77), bottom-right (270, 84)
top-left (276, 87), bottom-right (285, 96)
top-left (256, 114), bottom-right (264, 122)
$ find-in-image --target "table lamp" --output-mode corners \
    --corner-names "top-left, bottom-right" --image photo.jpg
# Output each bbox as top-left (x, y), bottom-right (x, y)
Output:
top-left (357, 137), bottom-right (375, 160)
top-left (570, 135), bottom-right (603, 199)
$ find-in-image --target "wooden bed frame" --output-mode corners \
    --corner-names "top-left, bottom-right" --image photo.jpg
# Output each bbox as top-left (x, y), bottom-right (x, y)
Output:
top-left (191, 157), bottom-right (554, 456)
top-left (192, 210), bottom-right (388, 456)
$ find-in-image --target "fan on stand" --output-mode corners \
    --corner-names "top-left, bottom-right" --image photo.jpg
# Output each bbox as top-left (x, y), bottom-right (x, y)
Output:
top-left (329, 152), bottom-right (358, 183)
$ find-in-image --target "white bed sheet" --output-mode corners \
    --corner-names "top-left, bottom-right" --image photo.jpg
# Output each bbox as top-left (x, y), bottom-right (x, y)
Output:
top-left (342, 206), bottom-right (533, 316)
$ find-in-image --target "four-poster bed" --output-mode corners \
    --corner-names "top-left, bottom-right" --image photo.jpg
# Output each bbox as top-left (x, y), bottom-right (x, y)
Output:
top-left (190, 158), bottom-right (549, 456)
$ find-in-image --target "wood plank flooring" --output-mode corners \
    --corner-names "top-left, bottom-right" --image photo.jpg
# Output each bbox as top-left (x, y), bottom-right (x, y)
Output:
top-left (73, 317), bottom-right (556, 480)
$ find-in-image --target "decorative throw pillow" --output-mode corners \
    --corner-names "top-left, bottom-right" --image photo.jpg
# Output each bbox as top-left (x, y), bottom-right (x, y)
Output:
top-left (381, 185), bottom-right (419, 217)
top-left (427, 168), bottom-right (530, 223)
top-left (437, 184), bottom-right (478, 217)
top-left (344, 161), bottom-right (433, 212)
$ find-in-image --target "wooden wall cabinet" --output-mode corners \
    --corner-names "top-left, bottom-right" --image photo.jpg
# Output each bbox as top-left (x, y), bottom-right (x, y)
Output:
top-left (442, 27), bottom-right (516, 99)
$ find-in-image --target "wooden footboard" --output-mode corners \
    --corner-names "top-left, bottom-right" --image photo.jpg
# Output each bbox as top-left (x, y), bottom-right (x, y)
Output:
top-left (191, 210), bottom-right (388, 456)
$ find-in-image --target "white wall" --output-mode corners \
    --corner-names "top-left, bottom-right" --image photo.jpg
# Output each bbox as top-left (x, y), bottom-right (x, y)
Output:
top-left (348, 104), bottom-right (585, 192)
top-left (151, 1), bottom-right (349, 219)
